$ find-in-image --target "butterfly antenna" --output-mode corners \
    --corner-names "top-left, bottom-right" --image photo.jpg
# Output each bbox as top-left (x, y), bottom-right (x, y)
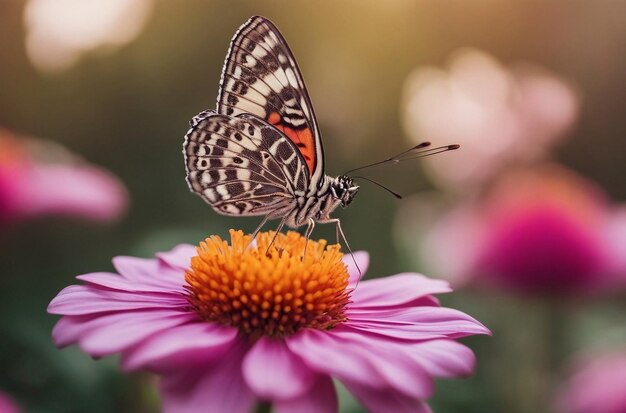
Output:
top-left (392, 144), bottom-right (460, 163)
top-left (343, 142), bottom-right (459, 175)
top-left (352, 176), bottom-right (402, 199)
top-left (343, 142), bottom-right (431, 174)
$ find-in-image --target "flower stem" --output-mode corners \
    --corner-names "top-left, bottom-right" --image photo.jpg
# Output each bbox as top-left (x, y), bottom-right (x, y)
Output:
top-left (255, 402), bottom-right (271, 413)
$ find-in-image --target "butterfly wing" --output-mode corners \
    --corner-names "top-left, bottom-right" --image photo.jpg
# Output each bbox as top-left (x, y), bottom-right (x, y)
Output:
top-left (217, 16), bottom-right (324, 191)
top-left (184, 110), bottom-right (310, 216)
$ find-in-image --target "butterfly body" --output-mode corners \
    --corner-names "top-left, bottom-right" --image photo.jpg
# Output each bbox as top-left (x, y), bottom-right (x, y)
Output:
top-left (285, 175), bottom-right (358, 228)
top-left (184, 16), bottom-right (359, 234)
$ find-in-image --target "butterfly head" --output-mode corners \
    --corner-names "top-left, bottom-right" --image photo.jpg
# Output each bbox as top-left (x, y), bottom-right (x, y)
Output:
top-left (331, 176), bottom-right (359, 208)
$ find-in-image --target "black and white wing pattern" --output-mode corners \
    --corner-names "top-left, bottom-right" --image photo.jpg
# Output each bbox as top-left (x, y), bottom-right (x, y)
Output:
top-left (217, 16), bottom-right (325, 190)
top-left (184, 111), bottom-right (309, 217)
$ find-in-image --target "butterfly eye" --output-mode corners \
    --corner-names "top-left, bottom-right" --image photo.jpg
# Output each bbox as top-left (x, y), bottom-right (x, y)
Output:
top-left (333, 186), bottom-right (345, 199)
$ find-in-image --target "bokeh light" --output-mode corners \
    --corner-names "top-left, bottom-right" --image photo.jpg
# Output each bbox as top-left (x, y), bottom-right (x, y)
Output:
top-left (24, 0), bottom-right (153, 72)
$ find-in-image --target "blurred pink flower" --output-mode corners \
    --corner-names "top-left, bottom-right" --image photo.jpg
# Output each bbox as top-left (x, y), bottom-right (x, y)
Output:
top-left (403, 48), bottom-right (579, 192)
top-left (556, 351), bottom-right (626, 413)
top-left (0, 129), bottom-right (127, 225)
top-left (48, 230), bottom-right (489, 413)
top-left (0, 393), bottom-right (19, 413)
top-left (402, 165), bottom-right (626, 295)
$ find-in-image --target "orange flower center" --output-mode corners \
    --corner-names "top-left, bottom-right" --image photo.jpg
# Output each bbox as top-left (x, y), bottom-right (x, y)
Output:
top-left (184, 230), bottom-right (351, 338)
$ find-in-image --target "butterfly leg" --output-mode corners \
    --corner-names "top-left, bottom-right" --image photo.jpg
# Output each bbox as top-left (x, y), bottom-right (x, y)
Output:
top-left (327, 218), bottom-right (362, 282)
top-left (248, 214), bottom-right (270, 248)
top-left (265, 217), bottom-right (286, 256)
top-left (302, 218), bottom-right (315, 259)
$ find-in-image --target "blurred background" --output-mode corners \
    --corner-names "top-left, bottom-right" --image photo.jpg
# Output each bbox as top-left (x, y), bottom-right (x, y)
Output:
top-left (1, 1), bottom-right (626, 412)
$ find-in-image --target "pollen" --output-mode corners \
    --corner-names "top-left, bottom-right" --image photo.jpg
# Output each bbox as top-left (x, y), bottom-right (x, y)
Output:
top-left (184, 230), bottom-right (351, 338)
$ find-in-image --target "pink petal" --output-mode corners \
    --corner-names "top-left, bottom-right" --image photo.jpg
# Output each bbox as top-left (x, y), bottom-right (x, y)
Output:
top-left (160, 340), bottom-right (255, 413)
top-left (329, 329), bottom-right (435, 398)
top-left (343, 380), bottom-right (433, 413)
top-left (76, 272), bottom-right (185, 294)
top-left (344, 251), bottom-right (369, 284)
top-left (0, 392), bottom-right (20, 413)
top-left (112, 256), bottom-right (184, 288)
top-left (48, 285), bottom-right (186, 315)
top-left (156, 244), bottom-right (196, 271)
top-left (477, 205), bottom-right (611, 294)
top-left (408, 340), bottom-right (476, 378)
top-left (52, 310), bottom-right (196, 357)
top-left (287, 329), bottom-right (380, 386)
top-left (14, 162), bottom-right (127, 223)
top-left (555, 352), bottom-right (626, 413)
top-left (274, 375), bottom-right (337, 413)
top-left (122, 322), bottom-right (238, 372)
top-left (350, 273), bottom-right (451, 309)
top-left (242, 337), bottom-right (316, 400)
top-left (347, 307), bottom-right (490, 340)
top-left (288, 329), bottom-right (434, 399)
top-left (112, 256), bottom-right (162, 280)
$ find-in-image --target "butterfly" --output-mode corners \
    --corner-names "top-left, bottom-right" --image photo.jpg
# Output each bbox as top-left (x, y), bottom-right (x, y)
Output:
top-left (183, 16), bottom-right (457, 250)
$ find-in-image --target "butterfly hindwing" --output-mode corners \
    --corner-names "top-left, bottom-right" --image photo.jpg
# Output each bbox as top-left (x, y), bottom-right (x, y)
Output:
top-left (184, 111), bottom-right (309, 216)
top-left (217, 16), bottom-right (324, 186)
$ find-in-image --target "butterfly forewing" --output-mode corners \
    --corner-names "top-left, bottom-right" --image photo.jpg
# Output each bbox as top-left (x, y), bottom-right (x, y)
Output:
top-left (184, 111), bottom-right (309, 216)
top-left (217, 16), bottom-right (324, 187)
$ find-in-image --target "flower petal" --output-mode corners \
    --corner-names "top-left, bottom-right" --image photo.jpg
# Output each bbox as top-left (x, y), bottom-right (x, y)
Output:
top-left (344, 251), bottom-right (369, 284)
top-left (156, 244), bottom-right (196, 271)
top-left (555, 352), bottom-right (626, 413)
top-left (160, 340), bottom-right (255, 413)
top-left (287, 329), bottom-right (380, 386)
top-left (343, 380), bottom-right (433, 413)
top-left (350, 273), bottom-right (451, 309)
top-left (242, 337), bottom-right (316, 400)
top-left (0, 391), bottom-right (21, 413)
top-left (112, 256), bottom-right (183, 288)
top-left (17, 162), bottom-right (127, 222)
top-left (75, 272), bottom-right (184, 294)
top-left (274, 375), bottom-right (337, 413)
top-left (122, 322), bottom-right (238, 372)
top-left (48, 285), bottom-right (186, 315)
top-left (52, 310), bottom-right (196, 357)
top-left (347, 307), bottom-right (490, 340)
top-left (288, 329), bottom-right (434, 399)
top-left (408, 340), bottom-right (476, 378)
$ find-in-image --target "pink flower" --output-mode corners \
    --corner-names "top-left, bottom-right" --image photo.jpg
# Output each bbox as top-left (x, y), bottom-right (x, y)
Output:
top-left (0, 393), bottom-right (19, 413)
top-left (555, 351), bottom-right (626, 413)
top-left (48, 230), bottom-right (489, 413)
top-left (0, 129), bottom-right (127, 225)
top-left (404, 165), bottom-right (626, 295)
top-left (402, 48), bottom-right (579, 192)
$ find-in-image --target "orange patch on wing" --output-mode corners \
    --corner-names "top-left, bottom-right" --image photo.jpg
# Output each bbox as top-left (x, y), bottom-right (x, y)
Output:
top-left (268, 112), bottom-right (315, 175)
top-left (268, 112), bottom-right (281, 125)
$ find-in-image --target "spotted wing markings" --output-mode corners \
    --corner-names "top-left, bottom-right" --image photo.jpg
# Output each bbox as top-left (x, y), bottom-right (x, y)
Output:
top-left (216, 16), bottom-right (324, 183)
top-left (184, 112), bottom-right (309, 216)
top-left (187, 114), bottom-right (287, 182)
top-left (227, 40), bottom-right (302, 91)
top-left (237, 114), bottom-right (309, 190)
top-left (220, 45), bottom-right (306, 122)
top-left (191, 166), bottom-right (286, 194)
top-left (222, 42), bottom-right (310, 131)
